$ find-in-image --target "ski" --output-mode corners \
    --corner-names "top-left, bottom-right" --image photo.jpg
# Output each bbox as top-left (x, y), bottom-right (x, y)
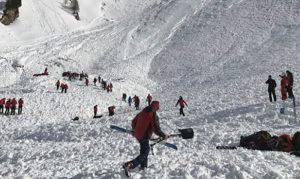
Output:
top-left (110, 125), bottom-right (177, 150)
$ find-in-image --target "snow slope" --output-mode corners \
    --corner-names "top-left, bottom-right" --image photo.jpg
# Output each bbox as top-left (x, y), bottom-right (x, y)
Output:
top-left (0, 0), bottom-right (300, 178)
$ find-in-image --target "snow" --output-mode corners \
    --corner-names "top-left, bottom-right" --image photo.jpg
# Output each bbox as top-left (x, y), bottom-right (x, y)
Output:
top-left (0, 0), bottom-right (300, 178)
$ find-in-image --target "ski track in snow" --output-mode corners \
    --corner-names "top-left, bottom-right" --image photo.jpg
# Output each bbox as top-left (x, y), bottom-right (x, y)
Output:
top-left (0, 0), bottom-right (300, 178)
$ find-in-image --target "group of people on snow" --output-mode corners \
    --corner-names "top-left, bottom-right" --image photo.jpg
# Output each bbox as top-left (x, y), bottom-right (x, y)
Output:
top-left (265, 70), bottom-right (294, 103)
top-left (56, 80), bottom-right (69, 93)
top-left (0, 98), bottom-right (24, 115)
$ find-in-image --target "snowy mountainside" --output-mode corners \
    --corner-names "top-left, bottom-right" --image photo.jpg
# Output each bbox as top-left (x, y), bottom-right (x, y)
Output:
top-left (0, 0), bottom-right (300, 178)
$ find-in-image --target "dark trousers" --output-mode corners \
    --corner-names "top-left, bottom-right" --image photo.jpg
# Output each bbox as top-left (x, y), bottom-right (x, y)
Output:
top-left (18, 106), bottom-right (22, 114)
top-left (0, 105), bottom-right (3, 114)
top-left (287, 86), bottom-right (294, 99)
top-left (135, 104), bottom-right (139, 110)
top-left (132, 139), bottom-right (150, 169)
top-left (180, 106), bottom-right (185, 116)
top-left (109, 111), bottom-right (114, 116)
top-left (11, 106), bottom-right (16, 115)
top-left (147, 101), bottom-right (151, 106)
top-left (268, 89), bottom-right (276, 102)
top-left (56, 85), bottom-right (59, 90)
top-left (64, 89), bottom-right (67, 93)
top-left (5, 107), bottom-right (9, 115)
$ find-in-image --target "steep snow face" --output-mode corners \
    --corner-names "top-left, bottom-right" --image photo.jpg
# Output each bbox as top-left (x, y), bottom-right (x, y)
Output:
top-left (150, 0), bottom-right (300, 107)
top-left (0, 0), bottom-right (161, 42)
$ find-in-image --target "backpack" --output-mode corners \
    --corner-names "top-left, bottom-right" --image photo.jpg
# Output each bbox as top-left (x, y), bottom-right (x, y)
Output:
top-left (239, 131), bottom-right (272, 150)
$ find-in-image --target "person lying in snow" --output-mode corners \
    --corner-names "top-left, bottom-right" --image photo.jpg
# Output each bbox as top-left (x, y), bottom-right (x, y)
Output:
top-left (218, 131), bottom-right (300, 156)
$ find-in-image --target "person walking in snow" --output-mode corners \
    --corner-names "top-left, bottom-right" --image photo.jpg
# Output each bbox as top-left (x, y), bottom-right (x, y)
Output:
top-left (134, 95), bottom-right (140, 110)
top-left (18, 98), bottom-right (23, 115)
top-left (64, 83), bottom-right (68, 93)
top-left (4, 99), bottom-right (11, 115)
top-left (106, 83), bottom-right (110, 93)
top-left (128, 96), bottom-right (132, 106)
top-left (146, 94), bottom-right (152, 106)
top-left (94, 105), bottom-right (98, 117)
top-left (122, 93), bottom-right (127, 102)
top-left (56, 80), bottom-right (60, 90)
top-left (98, 75), bottom-right (101, 83)
top-left (61, 83), bottom-right (65, 93)
top-left (279, 72), bottom-right (288, 101)
top-left (108, 106), bottom-right (115, 116)
top-left (85, 78), bottom-right (89, 86)
top-left (265, 75), bottom-right (277, 102)
top-left (10, 98), bottom-right (17, 115)
top-left (0, 98), bottom-right (5, 114)
top-left (286, 70), bottom-right (294, 99)
top-left (93, 78), bottom-right (97, 86)
top-left (109, 83), bottom-right (113, 92)
top-left (175, 96), bottom-right (188, 116)
top-left (122, 101), bottom-right (168, 176)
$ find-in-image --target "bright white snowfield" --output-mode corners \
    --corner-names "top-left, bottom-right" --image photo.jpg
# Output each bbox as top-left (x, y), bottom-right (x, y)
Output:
top-left (0, 0), bottom-right (300, 178)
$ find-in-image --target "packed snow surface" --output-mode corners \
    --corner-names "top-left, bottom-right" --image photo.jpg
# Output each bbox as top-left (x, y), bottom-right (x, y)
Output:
top-left (0, 0), bottom-right (300, 178)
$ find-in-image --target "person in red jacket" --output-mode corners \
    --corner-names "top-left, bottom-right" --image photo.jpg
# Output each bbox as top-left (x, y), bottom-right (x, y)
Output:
top-left (56, 80), bottom-right (60, 90)
top-left (123, 101), bottom-right (168, 176)
top-left (133, 95), bottom-right (140, 110)
top-left (175, 96), bottom-right (188, 116)
top-left (146, 94), bottom-right (152, 106)
top-left (0, 98), bottom-right (5, 114)
top-left (10, 98), bottom-right (17, 115)
top-left (286, 70), bottom-right (294, 99)
top-left (109, 83), bottom-right (113, 92)
top-left (4, 99), bottom-right (11, 115)
top-left (18, 98), bottom-right (24, 114)
top-left (64, 83), bottom-right (68, 93)
top-left (279, 72), bottom-right (288, 101)
top-left (60, 83), bottom-right (65, 93)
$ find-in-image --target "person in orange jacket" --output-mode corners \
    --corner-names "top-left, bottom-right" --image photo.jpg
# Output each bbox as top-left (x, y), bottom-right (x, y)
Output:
top-left (0, 98), bottom-right (5, 114)
top-left (10, 98), bottom-right (17, 115)
top-left (175, 96), bottom-right (188, 116)
top-left (18, 98), bottom-right (24, 114)
top-left (4, 99), bottom-right (11, 115)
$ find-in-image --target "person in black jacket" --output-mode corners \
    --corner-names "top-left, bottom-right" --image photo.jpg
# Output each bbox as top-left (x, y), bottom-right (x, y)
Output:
top-left (265, 75), bottom-right (277, 102)
top-left (286, 70), bottom-right (294, 99)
